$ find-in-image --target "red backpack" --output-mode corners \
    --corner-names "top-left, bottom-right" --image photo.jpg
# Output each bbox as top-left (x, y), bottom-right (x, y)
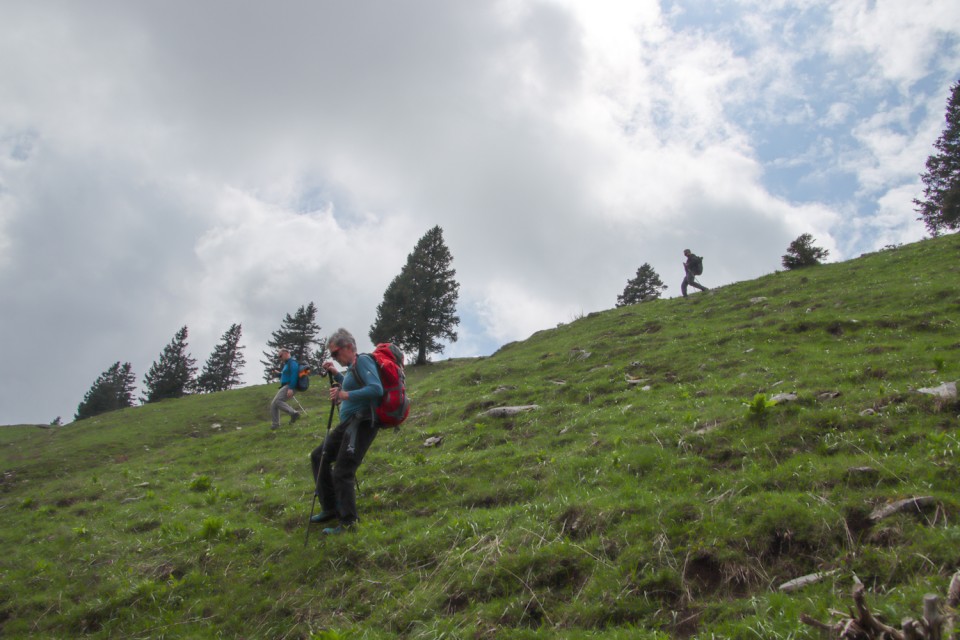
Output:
top-left (354, 343), bottom-right (410, 427)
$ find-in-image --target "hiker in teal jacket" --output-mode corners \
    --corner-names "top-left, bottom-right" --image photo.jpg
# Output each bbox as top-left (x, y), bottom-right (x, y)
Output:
top-left (310, 328), bottom-right (383, 535)
top-left (269, 348), bottom-right (301, 430)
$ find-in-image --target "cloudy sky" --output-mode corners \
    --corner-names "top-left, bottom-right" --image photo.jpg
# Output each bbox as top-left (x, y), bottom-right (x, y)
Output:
top-left (2, 1), bottom-right (958, 425)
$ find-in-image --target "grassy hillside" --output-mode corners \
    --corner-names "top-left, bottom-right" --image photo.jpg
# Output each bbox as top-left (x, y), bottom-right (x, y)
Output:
top-left (2, 234), bottom-right (959, 639)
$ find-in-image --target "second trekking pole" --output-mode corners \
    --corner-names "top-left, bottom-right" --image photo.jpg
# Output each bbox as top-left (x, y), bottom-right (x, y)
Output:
top-left (304, 370), bottom-right (339, 547)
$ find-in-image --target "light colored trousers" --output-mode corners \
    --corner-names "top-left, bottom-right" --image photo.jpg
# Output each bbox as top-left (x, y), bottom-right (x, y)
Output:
top-left (270, 385), bottom-right (296, 427)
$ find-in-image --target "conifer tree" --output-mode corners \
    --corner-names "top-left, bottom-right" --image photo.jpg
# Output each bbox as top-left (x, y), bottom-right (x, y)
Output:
top-left (195, 323), bottom-right (246, 393)
top-left (75, 361), bottom-right (136, 420)
top-left (617, 263), bottom-right (667, 306)
top-left (142, 326), bottom-right (197, 403)
top-left (915, 80), bottom-right (960, 235)
top-left (260, 303), bottom-right (325, 381)
top-left (782, 233), bottom-right (829, 270)
top-left (370, 225), bottom-right (460, 365)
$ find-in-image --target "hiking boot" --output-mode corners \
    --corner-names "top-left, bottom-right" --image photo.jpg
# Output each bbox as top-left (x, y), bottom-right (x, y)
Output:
top-left (270, 423), bottom-right (279, 430)
top-left (290, 412), bottom-right (301, 425)
top-left (321, 525), bottom-right (351, 535)
top-left (310, 511), bottom-right (337, 524)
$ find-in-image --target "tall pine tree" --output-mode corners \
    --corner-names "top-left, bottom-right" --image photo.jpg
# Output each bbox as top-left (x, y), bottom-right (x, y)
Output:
top-left (75, 361), bottom-right (136, 420)
top-left (260, 303), bottom-right (325, 381)
top-left (617, 263), bottom-right (667, 306)
top-left (915, 80), bottom-right (960, 235)
top-left (142, 326), bottom-right (197, 403)
top-left (370, 225), bottom-right (460, 365)
top-left (195, 323), bottom-right (246, 393)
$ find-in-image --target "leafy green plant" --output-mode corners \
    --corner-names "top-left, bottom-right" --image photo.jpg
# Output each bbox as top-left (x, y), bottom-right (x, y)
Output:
top-left (745, 393), bottom-right (777, 420)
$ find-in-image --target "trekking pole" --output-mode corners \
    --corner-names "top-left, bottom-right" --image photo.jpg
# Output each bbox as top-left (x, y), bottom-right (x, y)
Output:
top-left (305, 371), bottom-right (339, 547)
top-left (292, 395), bottom-right (308, 416)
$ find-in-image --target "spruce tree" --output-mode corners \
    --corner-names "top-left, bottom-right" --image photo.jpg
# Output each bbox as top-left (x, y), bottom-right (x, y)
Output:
top-left (142, 326), bottom-right (197, 403)
top-left (195, 323), bottom-right (246, 393)
top-left (915, 80), bottom-right (960, 235)
top-left (370, 225), bottom-right (460, 365)
top-left (617, 263), bottom-right (667, 306)
top-left (260, 303), bottom-right (324, 381)
top-left (782, 233), bottom-right (829, 270)
top-left (75, 361), bottom-right (136, 420)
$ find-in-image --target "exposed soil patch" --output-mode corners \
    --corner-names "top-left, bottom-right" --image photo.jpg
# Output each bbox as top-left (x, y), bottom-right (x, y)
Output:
top-left (684, 552), bottom-right (723, 595)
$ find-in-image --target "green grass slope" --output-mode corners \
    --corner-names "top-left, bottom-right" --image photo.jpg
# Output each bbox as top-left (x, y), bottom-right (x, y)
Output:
top-left (2, 235), bottom-right (959, 639)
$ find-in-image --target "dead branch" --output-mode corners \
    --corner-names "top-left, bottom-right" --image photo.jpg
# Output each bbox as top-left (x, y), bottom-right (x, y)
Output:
top-left (852, 583), bottom-right (903, 639)
top-left (870, 497), bottom-right (937, 522)
top-left (801, 613), bottom-right (840, 634)
top-left (800, 576), bottom-right (960, 640)
top-left (902, 619), bottom-right (923, 640)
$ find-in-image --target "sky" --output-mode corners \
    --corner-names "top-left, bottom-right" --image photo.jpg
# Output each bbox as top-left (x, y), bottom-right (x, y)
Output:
top-left (1, 0), bottom-right (958, 425)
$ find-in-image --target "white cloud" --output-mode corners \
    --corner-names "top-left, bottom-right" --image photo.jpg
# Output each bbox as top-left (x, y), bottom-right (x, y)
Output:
top-left (476, 279), bottom-right (579, 344)
top-left (827, 1), bottom-right (960, 87)
top-left (0, 0), bottom-right (957, 424)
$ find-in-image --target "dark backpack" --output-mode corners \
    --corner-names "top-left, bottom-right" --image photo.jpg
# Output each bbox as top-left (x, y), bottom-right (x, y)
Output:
top-left (690, 255), bottom-right (704, 275)
top-left (296, 365), bottom-right (312, 392)
top-left (353, 343), bottom-right (410, 427)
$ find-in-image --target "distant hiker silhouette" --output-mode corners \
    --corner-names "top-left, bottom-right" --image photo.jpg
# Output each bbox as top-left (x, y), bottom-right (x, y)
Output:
top-left (681, 249), bottom-right (709, 297)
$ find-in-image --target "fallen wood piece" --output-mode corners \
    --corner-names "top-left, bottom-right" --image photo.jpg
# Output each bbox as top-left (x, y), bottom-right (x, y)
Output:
top-left (480, 405), bottom-right (540, 418)
top-left (779, 570), bottom-right (837, 592)
top-left (947, 571), bottom-right (960, 608)
top-left (869, 496), bottom-right (937, 522)
top-left (922, 595), bottom-right (941, 640)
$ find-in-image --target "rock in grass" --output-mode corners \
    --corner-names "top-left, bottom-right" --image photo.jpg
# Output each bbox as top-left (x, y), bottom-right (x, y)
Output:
top-left (480, 405), bottom-right (540, 418)
top-left (769, 392), bottom-right (797, 403)
top-left (917, 381), bottom-right (957, 400)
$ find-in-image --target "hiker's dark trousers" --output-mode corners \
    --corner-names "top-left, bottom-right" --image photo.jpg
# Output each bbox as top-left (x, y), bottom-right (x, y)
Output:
top-left (681, 268), bottom-right (707, 297)
top-left (310, 413), bottom-right (378, 526)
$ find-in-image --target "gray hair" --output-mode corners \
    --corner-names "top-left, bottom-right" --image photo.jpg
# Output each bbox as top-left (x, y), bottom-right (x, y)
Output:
top-left (327, 328), bottom-right (357, 351)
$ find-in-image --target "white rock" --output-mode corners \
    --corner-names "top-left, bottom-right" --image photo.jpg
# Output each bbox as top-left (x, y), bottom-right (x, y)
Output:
top-left (770, 393), bottom-right (797, 403)
top-left (917, 381), bottom-right (957, 400)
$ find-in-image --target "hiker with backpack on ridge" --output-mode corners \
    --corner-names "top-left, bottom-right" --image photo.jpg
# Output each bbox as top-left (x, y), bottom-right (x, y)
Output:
top-left (681, 249), bottom-right (709, 298)
top-left (270, 347), bottom-right (301, 430)
top-left (310, 328), bottom-right (385, 535)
